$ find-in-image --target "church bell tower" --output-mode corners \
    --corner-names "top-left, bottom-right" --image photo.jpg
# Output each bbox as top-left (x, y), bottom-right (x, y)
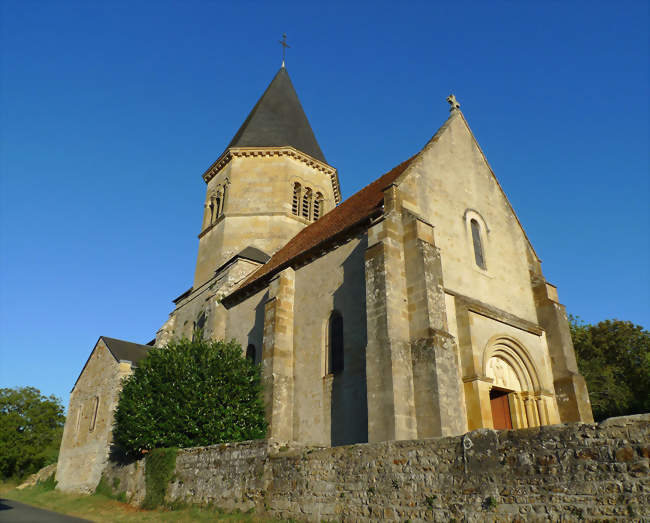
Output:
top-left (193, 66), bottom-right (341, 288)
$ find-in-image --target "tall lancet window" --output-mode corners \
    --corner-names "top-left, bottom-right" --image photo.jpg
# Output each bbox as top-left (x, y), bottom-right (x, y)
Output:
top-left (292, 183), bottom-right (301, 215)
top-left (470, 219), bottom-right (486, 270)
top-left (302, 188), bottom-right (312, 219)
top-left (328, 311), bottom-right (344, 374)
top-left (313, 193), bottom-right (323, 220)
top-left (89, 396), bottom-right (99, 432)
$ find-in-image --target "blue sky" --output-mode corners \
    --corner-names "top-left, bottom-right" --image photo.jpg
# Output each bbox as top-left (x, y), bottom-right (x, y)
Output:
top-left (1, 0), bottom-right (648, 405)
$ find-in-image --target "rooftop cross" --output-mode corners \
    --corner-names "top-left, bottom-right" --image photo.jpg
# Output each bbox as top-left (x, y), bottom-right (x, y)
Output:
top-left (447, 94), bottom-right (460, 111)
top-left (279, 34), bottom-right (290, 68)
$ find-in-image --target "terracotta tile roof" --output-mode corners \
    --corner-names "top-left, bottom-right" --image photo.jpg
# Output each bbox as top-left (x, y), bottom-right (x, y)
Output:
top-left (224, 154), bottom-right (417, 303)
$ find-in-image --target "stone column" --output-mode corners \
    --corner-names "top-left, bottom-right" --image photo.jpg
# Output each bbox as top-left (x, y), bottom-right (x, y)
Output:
top-left (533, 280), bottom-right (593, 422)
top-left (463, 377), bottom-right (494, 429)
top-left (402, 211), bottom-right (467, 437)
top-left (508, 392), bottom-right (527, 429)
top-left (261, 268), bottom-right (295, 442)
top-left (364, 186), bottom-right (417, 442)
top-left (523, 393), bottom-right (540, 427)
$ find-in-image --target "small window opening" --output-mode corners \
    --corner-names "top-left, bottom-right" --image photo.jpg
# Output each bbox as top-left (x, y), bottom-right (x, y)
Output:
top-left (246, 344), bottom-right (256, 364)
top-left (292, 183), bottom-right (301, 215)
top-left (471, 218), bottom-right (486, 269)
top-left (214, 196), bottom-right (221, 220)
top-left (328, 311), bottom-right (344, 374)
top-left (221, 184), bottom-right (227, 215)
top-left (89, 396), bottom-right (99, 432)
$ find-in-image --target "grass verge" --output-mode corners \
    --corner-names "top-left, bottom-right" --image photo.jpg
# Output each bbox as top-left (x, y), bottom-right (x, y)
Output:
top-left (0, 478), bottom-right (274, 522)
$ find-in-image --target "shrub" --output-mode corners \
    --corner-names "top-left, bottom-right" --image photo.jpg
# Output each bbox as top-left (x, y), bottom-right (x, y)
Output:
top-left (0, 387), bottom-right (65, 479)
top-left (113, 338), bottom-right (266, 458)
top-left (570, 316), bottom-right (650, 420)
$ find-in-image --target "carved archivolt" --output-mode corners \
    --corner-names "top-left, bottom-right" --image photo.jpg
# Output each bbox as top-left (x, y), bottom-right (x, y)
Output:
top-left (482, 336), bottom-right (541, 393)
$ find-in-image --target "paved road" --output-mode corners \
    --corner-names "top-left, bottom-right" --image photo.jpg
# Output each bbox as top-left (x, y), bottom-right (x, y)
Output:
top-left (0, 499), bottom-right (91, 522)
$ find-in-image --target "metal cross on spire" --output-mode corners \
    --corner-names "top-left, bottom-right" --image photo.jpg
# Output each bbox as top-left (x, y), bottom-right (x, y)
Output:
top-left (279, 34), bottom-right (290, 68)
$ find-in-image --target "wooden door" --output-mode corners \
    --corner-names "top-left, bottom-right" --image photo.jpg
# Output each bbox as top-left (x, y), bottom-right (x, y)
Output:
top-left (490, 390), bottom-right (513, 430)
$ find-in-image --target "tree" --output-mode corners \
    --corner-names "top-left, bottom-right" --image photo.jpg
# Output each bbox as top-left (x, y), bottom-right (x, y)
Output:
top-left (0, 387), bottom-right (65, 479)
top-left (570, 316), bottom-right (650, 421)
top-left (113, 338), bottom-right (266, 458)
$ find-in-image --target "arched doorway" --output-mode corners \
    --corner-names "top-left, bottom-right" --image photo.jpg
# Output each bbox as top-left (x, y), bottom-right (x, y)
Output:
top-left (486, 356), bottom-right (523, 429)
top-left (483, 337), bottom-right (551, 430)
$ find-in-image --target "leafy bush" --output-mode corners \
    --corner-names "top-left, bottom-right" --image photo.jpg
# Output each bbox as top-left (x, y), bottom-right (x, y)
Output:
top-left (113, 338), bottom-right (266, 458)
top-left (0, 387), bottom-right (65, 479)
top-left (570, 316), bottom-right (650, 420)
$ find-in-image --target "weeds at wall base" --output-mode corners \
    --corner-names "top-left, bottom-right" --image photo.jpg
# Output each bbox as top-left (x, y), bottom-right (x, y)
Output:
top-left (94, 474), bottom-right (127, 503)
top-left (142, 447), bottom-right (178, 510)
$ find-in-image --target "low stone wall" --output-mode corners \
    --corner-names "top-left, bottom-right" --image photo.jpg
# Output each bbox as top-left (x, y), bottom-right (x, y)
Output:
top-left (103, 415), bottom-right (650, 521)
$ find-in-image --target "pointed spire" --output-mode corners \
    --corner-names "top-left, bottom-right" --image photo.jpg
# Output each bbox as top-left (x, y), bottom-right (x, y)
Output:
top-left (227, 68), bottom-right (327, 163)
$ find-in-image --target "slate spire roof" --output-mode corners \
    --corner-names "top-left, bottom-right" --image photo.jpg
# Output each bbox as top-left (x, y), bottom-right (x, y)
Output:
top-left (227, 67), bottom-right (327, 163)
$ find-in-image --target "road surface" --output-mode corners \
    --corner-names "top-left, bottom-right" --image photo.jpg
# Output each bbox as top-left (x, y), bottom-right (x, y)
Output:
top-left (0, 498), bottom-right (91, 522)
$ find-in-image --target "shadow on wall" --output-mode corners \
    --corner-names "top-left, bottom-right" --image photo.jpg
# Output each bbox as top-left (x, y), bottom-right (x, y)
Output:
top-left (331, 237), bottom-right (369, 446)
top-left (247, 291), bottom-right (268, 364)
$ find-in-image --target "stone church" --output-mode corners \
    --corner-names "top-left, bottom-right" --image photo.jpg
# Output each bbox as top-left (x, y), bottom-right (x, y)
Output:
top-left (56, 66), bottom-right (593, 492)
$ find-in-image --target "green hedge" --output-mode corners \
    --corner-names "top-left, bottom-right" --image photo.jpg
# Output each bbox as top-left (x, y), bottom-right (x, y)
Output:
top-left (113, 338), bottom-right (266, 458)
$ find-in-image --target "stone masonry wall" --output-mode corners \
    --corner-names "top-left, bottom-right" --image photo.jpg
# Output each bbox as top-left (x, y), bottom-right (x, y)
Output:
top-left (103, 415), bottom-right (649, 521)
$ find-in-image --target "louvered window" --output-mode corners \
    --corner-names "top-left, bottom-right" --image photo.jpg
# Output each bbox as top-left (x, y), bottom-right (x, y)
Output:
top-left (302, 189), bottom-right (312, 219)
top-left (292, 183), bottom-right (301, 215)
top-left (313, 193), bottom-right (323, 220)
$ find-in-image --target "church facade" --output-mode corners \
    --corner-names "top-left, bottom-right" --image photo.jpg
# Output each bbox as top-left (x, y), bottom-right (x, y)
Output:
top-left (57, 66), bottom-right (593, 491)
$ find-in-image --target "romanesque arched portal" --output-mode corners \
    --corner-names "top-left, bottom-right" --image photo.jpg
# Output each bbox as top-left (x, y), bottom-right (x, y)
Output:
top-left (483, 336), bottom-right (555, 429)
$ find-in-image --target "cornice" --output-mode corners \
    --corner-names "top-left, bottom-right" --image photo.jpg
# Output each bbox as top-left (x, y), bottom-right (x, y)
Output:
top-left (202, 146), bottom-right (341, 204)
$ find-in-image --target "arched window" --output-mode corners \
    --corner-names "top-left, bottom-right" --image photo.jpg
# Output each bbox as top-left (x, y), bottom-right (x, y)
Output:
top-left (313, 193), bottom-right (323, 220)
top-left (292, 183), bottom-right (301, 215)
top-left (470, 218), bottom-right (486, 269)
top-left (328, 311), bottom-right (344, 374)
top-left (89, 396), bottom-right (99, 432)
top-left (302, 188), bottom-right (312, 219)
top-left (246, 344), bottom-right (256, 364)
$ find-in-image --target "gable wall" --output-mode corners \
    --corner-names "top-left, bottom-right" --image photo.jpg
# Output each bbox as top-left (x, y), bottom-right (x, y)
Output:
top-left (401, 114), bottom-right (538, 324)
top-left (397, 114), bottom-right (562, 429)
top-left (56, 340), bottom-right (132, 493)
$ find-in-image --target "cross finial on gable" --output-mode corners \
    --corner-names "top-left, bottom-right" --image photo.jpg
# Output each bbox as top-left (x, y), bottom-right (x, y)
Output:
top-left (447, 94), bottom-right (460, 112)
